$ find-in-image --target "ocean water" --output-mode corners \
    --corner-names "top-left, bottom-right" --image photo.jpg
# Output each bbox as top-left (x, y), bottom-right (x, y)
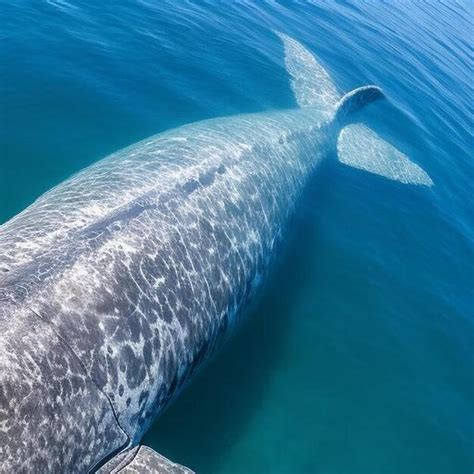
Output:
top-left (1, 1), bottom-right (473, 473)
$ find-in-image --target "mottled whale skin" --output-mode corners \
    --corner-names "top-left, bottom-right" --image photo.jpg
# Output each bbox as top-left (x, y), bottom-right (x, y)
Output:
top-left (0, 34), bottom-right (431, 472)
top-left (0, 106), bottom-right (329, 471)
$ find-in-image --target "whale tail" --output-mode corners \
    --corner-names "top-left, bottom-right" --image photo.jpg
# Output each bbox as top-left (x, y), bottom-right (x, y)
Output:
top-left (276, 31), bottom-right (433, 186)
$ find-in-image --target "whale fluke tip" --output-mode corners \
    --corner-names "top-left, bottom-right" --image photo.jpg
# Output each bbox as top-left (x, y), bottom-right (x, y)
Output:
top-left (337, 124), bottom-right (433, 187)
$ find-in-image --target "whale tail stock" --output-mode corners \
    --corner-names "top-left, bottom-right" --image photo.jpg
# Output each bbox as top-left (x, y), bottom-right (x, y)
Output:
top-left (276, 31), bottom-right (433, 186)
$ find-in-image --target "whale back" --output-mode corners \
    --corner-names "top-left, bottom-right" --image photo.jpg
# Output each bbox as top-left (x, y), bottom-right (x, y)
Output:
top-left (0, 31), bottom-right (434, 471)
top-left (0, 299), bottom-right (129, 472)
top-left (0, 107), bottom-right (326, 472)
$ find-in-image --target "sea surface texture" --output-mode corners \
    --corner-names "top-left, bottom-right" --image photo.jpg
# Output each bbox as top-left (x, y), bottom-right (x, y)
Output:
top-left (1, 1), bottom-right (473, 473)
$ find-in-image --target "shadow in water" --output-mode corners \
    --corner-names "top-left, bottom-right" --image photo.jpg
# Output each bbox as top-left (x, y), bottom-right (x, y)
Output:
top-left (143, 169), bottom-right (331, 473)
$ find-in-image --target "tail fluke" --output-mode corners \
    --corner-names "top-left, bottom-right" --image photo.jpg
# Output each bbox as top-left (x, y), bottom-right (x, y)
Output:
top-left (275, 31), bottom-right (340, 112)
top-left (275, 32), bottom-right (433, 187)
top-left (337, 124), bottom-right (433, 186)
top-left (276, 32), bottom-right (384, 119)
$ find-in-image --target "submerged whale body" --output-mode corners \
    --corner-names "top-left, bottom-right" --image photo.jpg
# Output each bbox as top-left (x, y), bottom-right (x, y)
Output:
top-left (0, 33), bottom-right (432, 472)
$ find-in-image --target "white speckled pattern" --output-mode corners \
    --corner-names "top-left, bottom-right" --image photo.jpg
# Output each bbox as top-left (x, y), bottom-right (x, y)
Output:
top-left (0, 300), bottom-right (128, 472)
top-left (276, 32), bottom-right (339, 111)
top-left (120, 446), bottom-right (194, 473)
top-left (338, 124), bottom-right (434, 186)
top-left (0, 107), bottom-right (330, 471)
top-left (0, 31), bottom-right (423, 471)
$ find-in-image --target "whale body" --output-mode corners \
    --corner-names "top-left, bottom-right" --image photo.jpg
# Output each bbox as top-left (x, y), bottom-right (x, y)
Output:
top-left (0, 33), bottom-right (431, 472)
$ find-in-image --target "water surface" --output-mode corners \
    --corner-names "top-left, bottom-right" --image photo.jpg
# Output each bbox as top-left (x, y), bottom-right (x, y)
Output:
top-left (1, 1), bottom-right (473, 473)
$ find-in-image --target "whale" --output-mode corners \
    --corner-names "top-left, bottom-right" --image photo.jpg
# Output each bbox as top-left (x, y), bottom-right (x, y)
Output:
top-left (0, 32), bottom-right (432, 473)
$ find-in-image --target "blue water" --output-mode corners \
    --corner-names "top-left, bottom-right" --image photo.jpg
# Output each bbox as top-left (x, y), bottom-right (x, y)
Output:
top-left (1, 1), bottom-right (473, 473)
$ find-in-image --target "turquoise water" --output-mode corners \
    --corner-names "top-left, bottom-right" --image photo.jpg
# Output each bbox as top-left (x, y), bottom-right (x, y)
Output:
top-left (1, 1), bottom-right (473, 473)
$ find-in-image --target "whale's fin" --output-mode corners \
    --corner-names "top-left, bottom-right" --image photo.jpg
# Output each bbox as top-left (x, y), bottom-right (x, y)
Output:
top-left (337, 124), bottom-right (433, 186)
top-left (276, 31), bottom-right (340, 111)
top-left (97, 445), bottom-right (194, 473)
top-left (276, 32), bottom-right (384, 118)
top-left (275, 32), bottom-right (432, 186)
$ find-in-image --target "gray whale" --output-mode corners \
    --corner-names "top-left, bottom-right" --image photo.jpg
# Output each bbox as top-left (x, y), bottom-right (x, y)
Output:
top-left (0, 33), bottom-right (431, 472)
